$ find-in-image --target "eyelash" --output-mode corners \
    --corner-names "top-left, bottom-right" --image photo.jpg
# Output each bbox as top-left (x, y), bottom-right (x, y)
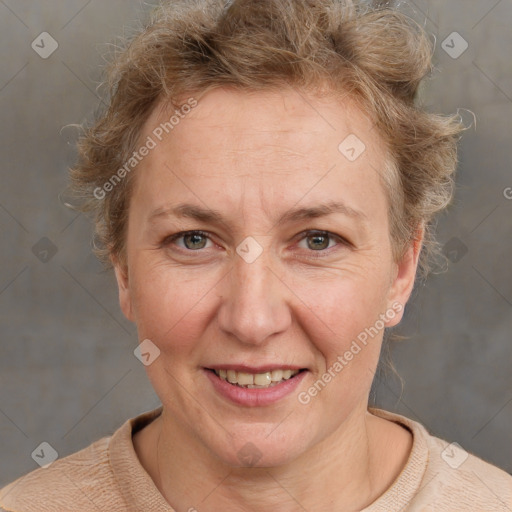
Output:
top-left (161, 230), bottom-right (350, 258)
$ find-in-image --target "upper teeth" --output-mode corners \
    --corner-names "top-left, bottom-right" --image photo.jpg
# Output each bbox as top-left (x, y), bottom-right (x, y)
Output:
top-left (214, 369), bottom-right (300, 388)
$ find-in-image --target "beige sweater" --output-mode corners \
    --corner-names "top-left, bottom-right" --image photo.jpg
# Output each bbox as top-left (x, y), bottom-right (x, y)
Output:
top-left (1, 407), bottom-right (511, 511)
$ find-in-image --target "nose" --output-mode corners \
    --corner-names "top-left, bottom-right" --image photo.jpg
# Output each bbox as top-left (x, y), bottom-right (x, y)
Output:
top-left (216, 245), bottom-right (292, 346)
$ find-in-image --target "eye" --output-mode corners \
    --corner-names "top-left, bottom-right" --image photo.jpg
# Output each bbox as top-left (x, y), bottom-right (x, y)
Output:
top-left (161, 229), bottom-right (349, 256)
top-left (162, 230), bottom-right (213, 251)
top-left (296, 230), bottom-right (348, 255)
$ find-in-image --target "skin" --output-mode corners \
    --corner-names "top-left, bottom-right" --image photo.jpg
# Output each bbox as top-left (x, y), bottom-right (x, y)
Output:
top-left (113, 86), bottom-right (423, 511)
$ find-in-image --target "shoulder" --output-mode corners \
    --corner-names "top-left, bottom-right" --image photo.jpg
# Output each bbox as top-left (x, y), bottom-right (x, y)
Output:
top-left (0, 407), bottom-right (164, 512)
top-left (417, 434), bottom-right (512, 511)
top-left (0, 435), bottom-right (117, 512)
top-left (368, 407), bottom-right (512, 511)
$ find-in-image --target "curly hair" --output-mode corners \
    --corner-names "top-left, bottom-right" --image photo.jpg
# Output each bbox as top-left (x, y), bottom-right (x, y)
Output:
top-left (67, 0), bottom-right (465, 281)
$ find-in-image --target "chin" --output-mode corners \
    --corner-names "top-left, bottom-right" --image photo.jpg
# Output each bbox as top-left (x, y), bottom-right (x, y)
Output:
top-left (210, 425), bottom-right (312, 469)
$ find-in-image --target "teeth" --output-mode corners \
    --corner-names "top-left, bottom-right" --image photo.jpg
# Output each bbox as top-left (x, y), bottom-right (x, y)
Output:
top-left (214, 368), bottom-right (300, 388)
top-left (254, 372), bottom-right (271, 386)
top-left (237, 372), bottom-right (254, 386)
top-left (271, 370), bottom-right (283, 381)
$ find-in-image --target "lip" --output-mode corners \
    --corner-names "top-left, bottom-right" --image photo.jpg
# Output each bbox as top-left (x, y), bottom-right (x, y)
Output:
top-left (207, 364), bottom-right (305, 373)
top-left (203, 367), bottom-right (308, 407)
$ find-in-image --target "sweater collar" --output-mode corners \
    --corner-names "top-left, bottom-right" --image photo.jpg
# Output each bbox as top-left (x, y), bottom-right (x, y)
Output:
top-left (108, 405), bottom-right (175, 511)
top-left (108, 406), bottom-right (428, 511)
top-left (363, 407), bottom-right (429, 511)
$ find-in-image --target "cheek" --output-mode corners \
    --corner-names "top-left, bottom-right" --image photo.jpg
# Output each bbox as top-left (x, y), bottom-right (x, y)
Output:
top-left (296, 263), bottom-right (390, 323)
top-left (292, 275), bottom-right (387, 419)
top-left (129, 246), bottom-right (392, 365)
top-left (130, 261), bottom-right (219, 353)
top-left (292, 267), bottom-right (390, 369)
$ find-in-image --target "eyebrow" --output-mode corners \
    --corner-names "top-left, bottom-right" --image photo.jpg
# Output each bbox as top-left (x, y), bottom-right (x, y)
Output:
top-left (148, 201), bottom-right (368, 228)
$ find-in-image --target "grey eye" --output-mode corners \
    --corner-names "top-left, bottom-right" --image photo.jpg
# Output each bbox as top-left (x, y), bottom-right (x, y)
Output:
top-left (306, 233), bottom-right (331, 251)
top-left (183, 232), bottom-right (209, 250)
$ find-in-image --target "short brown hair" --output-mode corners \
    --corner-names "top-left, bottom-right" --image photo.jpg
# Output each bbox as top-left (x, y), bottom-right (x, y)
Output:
top-left (68, 0), bottom-right (465, 280)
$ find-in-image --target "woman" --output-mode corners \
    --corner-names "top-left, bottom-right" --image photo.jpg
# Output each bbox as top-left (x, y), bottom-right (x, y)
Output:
top-left (1, 0), bottom-right (511, 510)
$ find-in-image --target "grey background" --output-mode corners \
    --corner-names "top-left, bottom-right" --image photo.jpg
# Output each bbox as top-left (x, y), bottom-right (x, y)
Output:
top-left (0, 0), bottom-right (511, 488)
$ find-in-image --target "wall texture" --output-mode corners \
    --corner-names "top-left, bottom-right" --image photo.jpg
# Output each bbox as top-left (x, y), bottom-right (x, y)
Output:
top-left (0, 0), bottom-right (511, 488)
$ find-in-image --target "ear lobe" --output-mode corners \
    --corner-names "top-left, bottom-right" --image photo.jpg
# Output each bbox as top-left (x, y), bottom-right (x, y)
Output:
top-left (385, 227), bottom-right (424, 328)
top-left (111, 254), bottom-right (134, 322)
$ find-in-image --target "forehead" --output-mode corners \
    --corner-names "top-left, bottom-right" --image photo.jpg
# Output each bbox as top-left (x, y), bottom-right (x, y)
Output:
top-left (132, 86), bottom-right (389, 224)
top-left (142, 86), bottom-right (381, 158)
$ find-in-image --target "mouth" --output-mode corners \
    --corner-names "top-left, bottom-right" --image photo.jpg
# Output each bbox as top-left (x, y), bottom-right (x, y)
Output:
top-left (207, 368), bottom-right (306, 389)
top-left (204, 366), bottom-right (308, 406)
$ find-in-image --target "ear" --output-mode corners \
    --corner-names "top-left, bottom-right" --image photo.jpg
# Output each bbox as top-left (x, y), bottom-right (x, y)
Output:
top-left (385, 226), bottom-right (424, 328)
top-left (111, 253), bottom-right (135, 322)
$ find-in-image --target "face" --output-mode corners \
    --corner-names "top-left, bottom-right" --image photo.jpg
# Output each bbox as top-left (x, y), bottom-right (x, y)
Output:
top-left (114, 86), bottom-right (421, 468)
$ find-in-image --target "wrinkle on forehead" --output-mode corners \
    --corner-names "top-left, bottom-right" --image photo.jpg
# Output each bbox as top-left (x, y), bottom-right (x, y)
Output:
top-left (131, 86), bottom-right (390, 237)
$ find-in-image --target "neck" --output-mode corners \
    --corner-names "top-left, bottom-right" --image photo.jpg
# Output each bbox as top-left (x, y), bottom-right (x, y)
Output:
top-left (142, 402), bottom-right (397, 512)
